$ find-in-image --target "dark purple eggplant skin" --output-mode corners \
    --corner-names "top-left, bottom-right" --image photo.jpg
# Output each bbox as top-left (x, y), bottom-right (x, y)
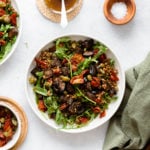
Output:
top-left (52, 78), bottom-right (66, 93)
top-left (8, 27), bottom-right (18, 38)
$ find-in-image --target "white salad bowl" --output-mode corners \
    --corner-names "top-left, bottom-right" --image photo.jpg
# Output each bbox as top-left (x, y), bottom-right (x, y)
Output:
top-left (0, 98), bottom-right (21, 150)
top-left (26, 34), bottom-right (125, 133)
top-left (0, 0), bottom-right (22, 66)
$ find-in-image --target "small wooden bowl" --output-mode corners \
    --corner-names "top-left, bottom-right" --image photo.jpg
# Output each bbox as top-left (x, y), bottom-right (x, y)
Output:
top-left (103, 0), bottom-right (136, 25)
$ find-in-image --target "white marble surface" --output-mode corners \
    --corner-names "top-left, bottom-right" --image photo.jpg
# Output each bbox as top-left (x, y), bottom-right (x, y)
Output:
top-left (0, 0), bottom-right (150, 149)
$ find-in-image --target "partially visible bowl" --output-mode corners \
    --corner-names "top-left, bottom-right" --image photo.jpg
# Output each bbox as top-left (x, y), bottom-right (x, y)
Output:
top-left (44, 0), bottom-right (80, 14)
top-left (36, 0), bottom-right (83, 23)
top-left (26, 34), bottom-right (125, 133)
top-left (0, 0), bottom-right (22, 66)
top-left (0, 98), bottom-right (21, 149)
top-left (103, 0), bottom-right (136, 25)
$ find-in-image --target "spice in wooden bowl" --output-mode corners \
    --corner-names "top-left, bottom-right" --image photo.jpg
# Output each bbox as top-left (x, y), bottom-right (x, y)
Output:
top-left (103, 0), bottom-right (136, 25)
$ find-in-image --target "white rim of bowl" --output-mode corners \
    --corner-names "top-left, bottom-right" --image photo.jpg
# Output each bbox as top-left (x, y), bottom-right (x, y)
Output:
top-left (25, 33), bottom-right (125, 133)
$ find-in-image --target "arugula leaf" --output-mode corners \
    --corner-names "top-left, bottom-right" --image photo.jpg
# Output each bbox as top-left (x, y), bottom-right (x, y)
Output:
top-left (0, 35), bottom-right (17, 61)
top-left (0, 42), bottom-right (11, 61)
top-left (55, 37), bottom-right (70, 59)
top-left (33, 71), bottom-right (46, 96)
top-left (73, 43), bottom-right (107, 75)
top-left (35, 71), bottom-right (43, 78)
top-left (55, 37), bottom-right (73, 77)
top-left (93, 44), bottom-right (107, 59)
top-left (104, 93), bottom-right (118, 103)
top-left (44, 96), bottom-right (58, 114)
top-left (110, 59), bottom-right (115, 66)
top-left (84, 109), bottom-right (97, 119)
top-left (76, 87), bottom-right (96, 105)
top-left (56, 109), bottom-right (67, 127)
top-left (0, 24), bottom-right (11, 32)
top-left (34, 86), bottom-right (48, 96)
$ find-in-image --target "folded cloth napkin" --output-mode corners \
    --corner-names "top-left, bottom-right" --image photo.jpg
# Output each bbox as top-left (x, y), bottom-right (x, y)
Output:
top-left (103, 53), bottom-right (150, 150)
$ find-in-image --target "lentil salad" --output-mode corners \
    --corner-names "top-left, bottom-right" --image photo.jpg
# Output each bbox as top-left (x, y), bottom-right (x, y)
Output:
top-left (0, 0), bottom-right (18, 61)
top-left (29, 37), bottom-right (119, 129)
top-left (0, 106), bottom-right (18, 147)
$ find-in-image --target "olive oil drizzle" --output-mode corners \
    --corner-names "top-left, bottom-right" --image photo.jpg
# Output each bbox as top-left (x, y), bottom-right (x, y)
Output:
top-left (44, 0), bottom-right (77, 11)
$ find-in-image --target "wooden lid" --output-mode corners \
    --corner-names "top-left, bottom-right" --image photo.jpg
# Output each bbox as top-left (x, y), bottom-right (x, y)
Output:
top-left (36, 0), bottom-right (83, 23)
top-left (0, 96), bottom-right (28, 150)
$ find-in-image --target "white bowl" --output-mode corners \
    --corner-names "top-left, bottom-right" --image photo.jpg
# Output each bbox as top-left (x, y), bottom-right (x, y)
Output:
top-left (26, 34), bottom-right (125, 133)
top-left (0, 0), bottom-right (22, 66)
top-left (0, 101), bottom-right (21, 150)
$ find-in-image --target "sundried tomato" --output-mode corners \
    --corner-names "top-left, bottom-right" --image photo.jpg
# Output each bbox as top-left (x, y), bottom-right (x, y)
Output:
top-left (10, 13), bottom-right (17, 26)
top-left (92, 106), bottom-right (101, 113)
top-left (0, 39), bottom-right (6, 46)
top-left (0, 0), bottom-right (7, 2)
top-left (70, 70), bottom-right (88, 84)
top-left (35, 58), bottom-right (48, 69)
top-left (38, 100), bottom-right (47, 112)
top-left (59, 103), bottom-right (68, 111)
top-left (0, 9), bottom-right (5, 17)
top-left (100, 110), bottom-right (106, 118)
top-left (91, 77), bottom-right (100, 88)
top-left (99, 53), bottom-right (107, 62)
top-left (77, 117), bottom-right (89, 124)
top-left (71, 53), bottom-right (84, 72)
top-left (110, 70), bottom-right (119, 81)
top-left (0, 32), bottom-right (4, 37)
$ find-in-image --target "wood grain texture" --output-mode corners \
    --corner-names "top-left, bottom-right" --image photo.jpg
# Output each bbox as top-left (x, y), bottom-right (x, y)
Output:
top-left (36, 0), bottom-right (83, 23)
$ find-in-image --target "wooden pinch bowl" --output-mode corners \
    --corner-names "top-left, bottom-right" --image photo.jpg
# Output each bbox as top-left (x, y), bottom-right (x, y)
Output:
top-left (103, 0), bottom-right (136, 25)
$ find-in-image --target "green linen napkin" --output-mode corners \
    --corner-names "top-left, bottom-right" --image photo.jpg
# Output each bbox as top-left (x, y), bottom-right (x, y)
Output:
top-left (103, 53), bottom-right (150, 150)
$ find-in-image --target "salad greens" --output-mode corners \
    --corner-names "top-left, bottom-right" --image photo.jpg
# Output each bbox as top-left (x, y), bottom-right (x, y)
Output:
top-left (73, 43), bottom-right (107, 76)
top-left (0, 0), bottom-right (18, 62)
top-left (55, 37), bottom-right (73, 77)
top-left (55, 37), bottom-right (71, 59)
top-left (29, 37), bottom-right (119, 129)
